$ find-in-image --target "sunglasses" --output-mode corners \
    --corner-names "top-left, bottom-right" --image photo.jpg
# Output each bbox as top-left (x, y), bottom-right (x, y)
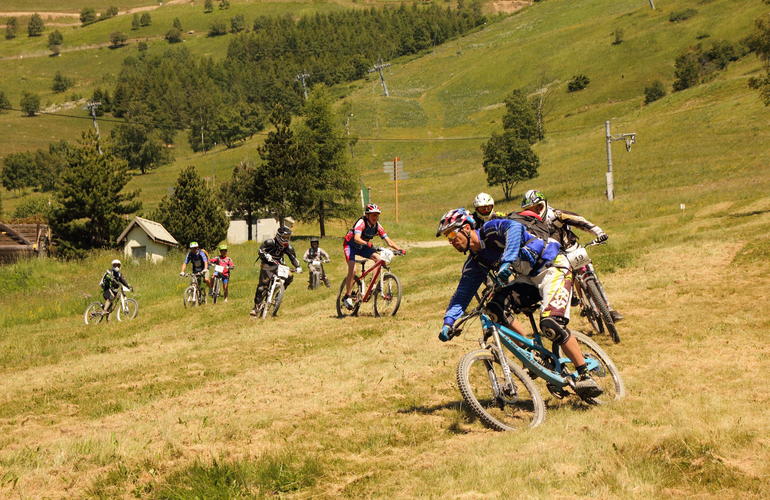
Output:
top-left (444, 229), bottom-right (463, 241)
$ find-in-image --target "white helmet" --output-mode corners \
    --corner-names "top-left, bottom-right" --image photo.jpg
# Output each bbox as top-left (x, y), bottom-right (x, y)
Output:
top-left (473, 192), bottom-right (495, 222)
top-left (111, 259), bottom-right (121, 267)
top-left (473, 192), bottom-right (494, 208)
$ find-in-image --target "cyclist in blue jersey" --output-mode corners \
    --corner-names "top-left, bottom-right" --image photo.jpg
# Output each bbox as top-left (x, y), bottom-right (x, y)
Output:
top-left (180, 241), bottom-right (211, 292)
top-left (435, 208), bottom-right (603, 398)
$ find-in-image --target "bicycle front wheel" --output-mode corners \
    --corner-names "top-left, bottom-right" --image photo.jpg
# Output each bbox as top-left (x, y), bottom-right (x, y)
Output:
top-left (183, 286), bottom-right (197, 308)
top-left (336, 278), bottom-right (362, 318)
top-left (585, 279), bottom-right (619, 343)
top-left (457, 349), bottom-right (545, 431)
top-left (116, 298), bottom-right (139, 321)
top-left (571, 331), bottom-right (625, 404)
top-left (270, 284), bottom-right (285, 317)
top-left (84, 302), bottom-right (107, 325)
top-left (373, 272), bottom-right (402, 317)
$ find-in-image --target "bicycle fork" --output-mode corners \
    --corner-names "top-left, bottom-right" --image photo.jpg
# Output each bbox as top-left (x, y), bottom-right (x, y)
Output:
top-left (482, 326), bottom-right (518, 403)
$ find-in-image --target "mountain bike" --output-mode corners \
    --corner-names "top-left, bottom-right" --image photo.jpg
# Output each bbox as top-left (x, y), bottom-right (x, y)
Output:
top-left (448, 274), bottom-right (625, 431)
top-left (336, 248), bottom-right (404, 318)
top-left (308, 258), bottom-right (330, 290)
top-left (255, 264), bottom-right (293, 319)
top-left (84, 285), bottom-right (138, 325)
top-left (211, 264), bottom-right (227, 304)
top-left (568, 240), bottom-right (620, 343)
top-left (182, 271), bottom-right (206, 308)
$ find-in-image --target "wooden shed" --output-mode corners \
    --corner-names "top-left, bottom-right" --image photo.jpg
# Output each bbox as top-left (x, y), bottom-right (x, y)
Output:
top-left (117, 217), bottom-right (178, 263)
top-left (0, 222), bottom-right (50, 263)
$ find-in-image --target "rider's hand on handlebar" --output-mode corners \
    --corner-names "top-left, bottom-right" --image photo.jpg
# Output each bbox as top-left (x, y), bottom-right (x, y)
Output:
top-left (264, 254), bottom-right (274, 263)
top-left (595, 233), bottom-right (608, 244)
top-left (497, 262), bottom-right (513, 283)
top-left (439, 325), bottom-right (453, 342)
top-left (295, 266), bottom-right (303, 274)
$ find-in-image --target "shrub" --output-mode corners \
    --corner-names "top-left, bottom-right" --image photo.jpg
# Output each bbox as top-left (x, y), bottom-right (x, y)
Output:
top-left (140, 13), bottom-right (151, 26)
top-left (230, 14), bottom-right (246, 33)
top-left (131, 14), bottom-right (140, 30)
top-left (567, 74), bottom-right (590, 92)
top-left (52, 71), bottom-right (74, 92)
top-left (5, 17), bottom-right (17, 39)
top-left (165, 28), bottom-right (183, 43)
top-left (669, 9), bottom-right (698, 23)
top-left (209, 20), bottom-right (228, 37)
top-left (109, 31), bottom-right (128, 47)
top-left (0, 91), bottom-right (11, 112)
top-left (137, 41), bottom-right (148, 52)
top-left (204, 0), bottom-right (214, 13)
top-left (20, 92), bottom-right (41, 116)
top-left (644, 80), bottom-right (666, 104)
top-left (27, 13), bottom-right (45, 37)
top-left (80, 7), bottom-right (97, 25)
top-left (100, 6), bottom-right (118, 20)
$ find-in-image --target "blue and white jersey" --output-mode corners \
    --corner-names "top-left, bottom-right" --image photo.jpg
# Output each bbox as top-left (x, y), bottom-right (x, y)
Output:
top-left (442, 218), bottom-right (560, 327)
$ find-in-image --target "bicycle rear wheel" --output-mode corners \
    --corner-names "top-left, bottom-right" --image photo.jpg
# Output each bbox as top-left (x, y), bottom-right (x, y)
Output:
top-left (116, 298), bottom-right (139, 321)
top-left (373, 272), bottom-right (402, 317)
top-left (84, 302), bottom-right (107, 325)
top-left (336, 278), bottom-right (362, 318)
top-left (457, 349), bottom-right (545, 431)
top-left (570, 331), bottom-right (625, 404)
top-left (585, 279), bottom-right (619, 343)
top-left (183, 286), bottom-right (197, 308)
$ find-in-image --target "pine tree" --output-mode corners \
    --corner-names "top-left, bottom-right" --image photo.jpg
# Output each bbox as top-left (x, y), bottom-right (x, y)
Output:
top-left (173, 17), bottom-right (183, 30)
top-left (140, 12), bottom-right (152, 26)
top-left (50, 131), bottom-right (141, 253)
top-left (80, 7), bottom-right (97, 25)
top-left (52, 71), bottom-right (73, 93)
top-left (28, 13), bottom-right (45, 37)
top-left (294, 85), bottom-right (357, 236)
top-left (47, 30), bottom-right (63, 55)
top-left (5, 17), bottom-right (18, 40)
top-left (154, 166), bottom-right (228, 249)
top-left (219, 161), bottom-right (263, 241)
top-left (131, 14), bottom-right (140, 30)
top-left (204, 0), bottom-right (214, 13)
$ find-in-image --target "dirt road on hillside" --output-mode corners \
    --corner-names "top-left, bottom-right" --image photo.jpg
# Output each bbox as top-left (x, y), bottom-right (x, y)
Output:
top-left (0, 0), bottom-right (191, 18)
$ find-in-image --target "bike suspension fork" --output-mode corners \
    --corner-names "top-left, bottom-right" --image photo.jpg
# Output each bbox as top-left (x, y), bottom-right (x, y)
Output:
top-left (489, 327), bottom-right (516, 395)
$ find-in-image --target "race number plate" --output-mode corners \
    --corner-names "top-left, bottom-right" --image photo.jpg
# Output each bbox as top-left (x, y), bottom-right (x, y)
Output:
top-left (566, 247), bottom-right (590, 268)
top-left (214, 265), bottom-right (225, 273)
top-left (277, 265), bottom-right (290, 278)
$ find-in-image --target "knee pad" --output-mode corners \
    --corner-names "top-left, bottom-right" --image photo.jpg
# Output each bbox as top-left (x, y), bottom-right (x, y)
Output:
top-left (540, 316), bottom-right (571, 345)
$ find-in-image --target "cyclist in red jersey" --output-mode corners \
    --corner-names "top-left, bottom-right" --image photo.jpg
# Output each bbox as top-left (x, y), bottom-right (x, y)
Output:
top-left (342, 204), bottom-right (405, 309)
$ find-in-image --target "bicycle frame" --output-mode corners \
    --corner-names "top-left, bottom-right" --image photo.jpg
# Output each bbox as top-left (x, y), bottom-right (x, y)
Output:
top-left (356, 259), bottom-right (386, 303)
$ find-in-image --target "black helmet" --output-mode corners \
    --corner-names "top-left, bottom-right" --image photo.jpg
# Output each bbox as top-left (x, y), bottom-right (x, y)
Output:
top-left (276, 226), bottom-right (292, 245)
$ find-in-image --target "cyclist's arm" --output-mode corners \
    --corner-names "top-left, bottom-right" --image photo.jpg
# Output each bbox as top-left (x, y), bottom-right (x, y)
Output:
top-left (556, 209), bottom-right (605, 238)
top-left (202, 252), bottom-right (209, 270)
top-left (181, 253), bottom-right (189, 273)
top-left (319, 249), bottom-right (330, 261)
top-left (383, 236), bottom-right (403, 253)
top-left (286, 246), bottom-right (300, 268)
top-left (303, 248), bottom-right (312, 262)
top-left (499, 219), bottom-right (524, 264)
top-left (443, 259), bottom-right (486, 327)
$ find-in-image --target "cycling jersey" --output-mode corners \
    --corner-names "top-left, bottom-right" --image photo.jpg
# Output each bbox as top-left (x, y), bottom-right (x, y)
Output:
top-left (442, 218), bottom-right (560, 327)
top-left (184, 250), bottom-right (208, 273)
top-left (344, 217), bottom-right (388, 246)
top-left (545, 207), bottom-right (605, 249)
top-left (303, 247), bottom-right (330, 262)
top-left (209, 256), bottom-right (234, 277)
top-left (100, 268), bottom-right (130, 291)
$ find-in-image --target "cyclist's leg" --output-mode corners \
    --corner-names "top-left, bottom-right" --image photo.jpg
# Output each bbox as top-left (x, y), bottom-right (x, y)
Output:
top-left (222, 277), bottom-right (229, 299)
top-left (343, 244), bottom-right (356, 295)
top-left (284, 274), bottom-right (294, 290)
top-left (254, 266), bottom-right (273, 307)
top-left (102, 288), bottom-right (113, 312)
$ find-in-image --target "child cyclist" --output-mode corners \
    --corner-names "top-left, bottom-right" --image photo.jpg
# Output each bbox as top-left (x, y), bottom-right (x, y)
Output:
top-left (100, 259), bottom-right (132, 313)
top-left (341, 203), bottom-right (405, 310)
top-left (209, 244), bottom-right (235, 301)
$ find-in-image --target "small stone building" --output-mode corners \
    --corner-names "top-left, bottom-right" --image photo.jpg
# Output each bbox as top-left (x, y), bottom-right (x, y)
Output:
top-left (227, 216), bottom-right (294, 244)
top-left (117, 217), bottom-right (178, 263)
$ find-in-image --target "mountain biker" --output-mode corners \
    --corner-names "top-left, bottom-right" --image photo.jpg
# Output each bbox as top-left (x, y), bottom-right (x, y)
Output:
top-left (209, 244), bottom-right (235, 302)
top-left (521, 189), bottom-right (623, 322)
top-left (435, 208), bottom-right (603, 398)
top-left (179, 241), bottom-right (210, 292)
top-left (341, 203), bottom-right (405, 310)
top-left (303, 236), bottom-right (330, 288)
top-left (471, 192), bottom-right (505, 229)
top-left (251, 226), bottom-right (302, 316)
top-left (100, 259), bottom-right (132, 313)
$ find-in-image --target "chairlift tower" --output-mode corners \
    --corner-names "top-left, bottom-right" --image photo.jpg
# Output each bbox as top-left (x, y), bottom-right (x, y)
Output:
top-left (369, 59), bottom-right (391, 97)
top-left (85, 101), bottom-right (103, 155)
top-left (604, 120), bottom-right (636, 201)
top-left (295, 70), bottom-right (310, 100)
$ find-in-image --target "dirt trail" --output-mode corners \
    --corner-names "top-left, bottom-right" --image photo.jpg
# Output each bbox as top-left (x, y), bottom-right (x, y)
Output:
top-left (0, 0), bottom-right (190, 19)
top-left (0, 35), bottom-right (168, 61)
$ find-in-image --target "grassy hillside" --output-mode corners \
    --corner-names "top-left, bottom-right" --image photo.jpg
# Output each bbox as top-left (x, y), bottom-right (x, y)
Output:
top-left (1, 0), bottom-right (770, 496)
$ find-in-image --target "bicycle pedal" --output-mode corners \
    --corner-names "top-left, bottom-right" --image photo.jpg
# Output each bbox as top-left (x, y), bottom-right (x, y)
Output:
top-left (546, 384), bottom-right (569, 399)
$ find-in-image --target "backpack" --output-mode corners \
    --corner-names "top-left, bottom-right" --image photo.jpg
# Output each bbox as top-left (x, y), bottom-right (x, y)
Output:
top-left (506, 212), bottom-right (552, 242)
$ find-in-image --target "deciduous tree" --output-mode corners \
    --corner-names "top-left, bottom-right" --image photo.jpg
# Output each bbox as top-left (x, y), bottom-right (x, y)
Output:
top-left (481, 132), bottom-right (539, 200)
top-left (20, 92), bottom-right (40, 116)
